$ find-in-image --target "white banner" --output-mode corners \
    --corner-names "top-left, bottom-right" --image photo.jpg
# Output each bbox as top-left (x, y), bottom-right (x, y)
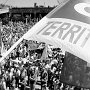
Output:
top-left (24, 17), bottom-right (90, 63)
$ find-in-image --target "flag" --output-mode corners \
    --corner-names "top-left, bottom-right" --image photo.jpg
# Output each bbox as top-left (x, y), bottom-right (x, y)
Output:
top-left (60, 52), bottom-right (90, 88)
top-left (40, 45), bottom-right (48, 61)
top-left (23, 0), bottom-right (90, 63)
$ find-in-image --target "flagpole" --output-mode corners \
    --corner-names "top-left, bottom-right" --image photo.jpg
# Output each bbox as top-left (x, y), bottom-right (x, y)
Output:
top-left (0, 21), bottom-right (2, 57)
top-left (0, 36), bottom-right (24, 63)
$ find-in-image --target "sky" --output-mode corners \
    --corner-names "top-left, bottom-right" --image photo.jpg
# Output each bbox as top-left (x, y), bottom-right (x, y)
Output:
top-left (0, 0), bottom-right (61, 7)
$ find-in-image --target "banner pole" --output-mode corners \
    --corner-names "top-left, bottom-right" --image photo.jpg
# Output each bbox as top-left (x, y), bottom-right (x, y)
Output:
top-left (0, 21), bottom-right (2, 57)
top-left (0, 36), bottom-right (24, 63)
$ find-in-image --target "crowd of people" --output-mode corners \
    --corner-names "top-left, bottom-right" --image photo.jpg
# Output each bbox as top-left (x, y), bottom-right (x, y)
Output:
top-left (0, 45), bottom-right (65, 90)
top-left (1, 19), bottom-right (38, 51)
top-left (0, 18), bottom-right (89, 90)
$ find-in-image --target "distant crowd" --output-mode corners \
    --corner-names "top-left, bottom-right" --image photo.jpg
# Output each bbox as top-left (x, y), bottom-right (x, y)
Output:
top-left (1, 20), bottom-right (38, 51)
top-left (0, 18), bottom-right (89, 90)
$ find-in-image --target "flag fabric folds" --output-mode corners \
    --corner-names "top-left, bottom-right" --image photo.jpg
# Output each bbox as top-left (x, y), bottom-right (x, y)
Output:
top-left (60, 52), bottom-right (90, 88)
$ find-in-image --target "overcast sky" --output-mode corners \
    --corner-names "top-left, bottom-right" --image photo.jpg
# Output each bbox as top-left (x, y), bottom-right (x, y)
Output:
top-left (0, 0), bottom-right (61, 7)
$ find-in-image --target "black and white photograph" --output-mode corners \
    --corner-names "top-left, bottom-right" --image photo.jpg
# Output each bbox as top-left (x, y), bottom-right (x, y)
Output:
top-left (0, 0), bottom-right (90, 90)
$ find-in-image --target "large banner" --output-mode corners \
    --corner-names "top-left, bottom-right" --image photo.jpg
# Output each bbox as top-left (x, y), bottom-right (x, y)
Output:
top-left (24, 0), bottom-right (90, 63)
top-left (60, 52), bottom-right (90, 88)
